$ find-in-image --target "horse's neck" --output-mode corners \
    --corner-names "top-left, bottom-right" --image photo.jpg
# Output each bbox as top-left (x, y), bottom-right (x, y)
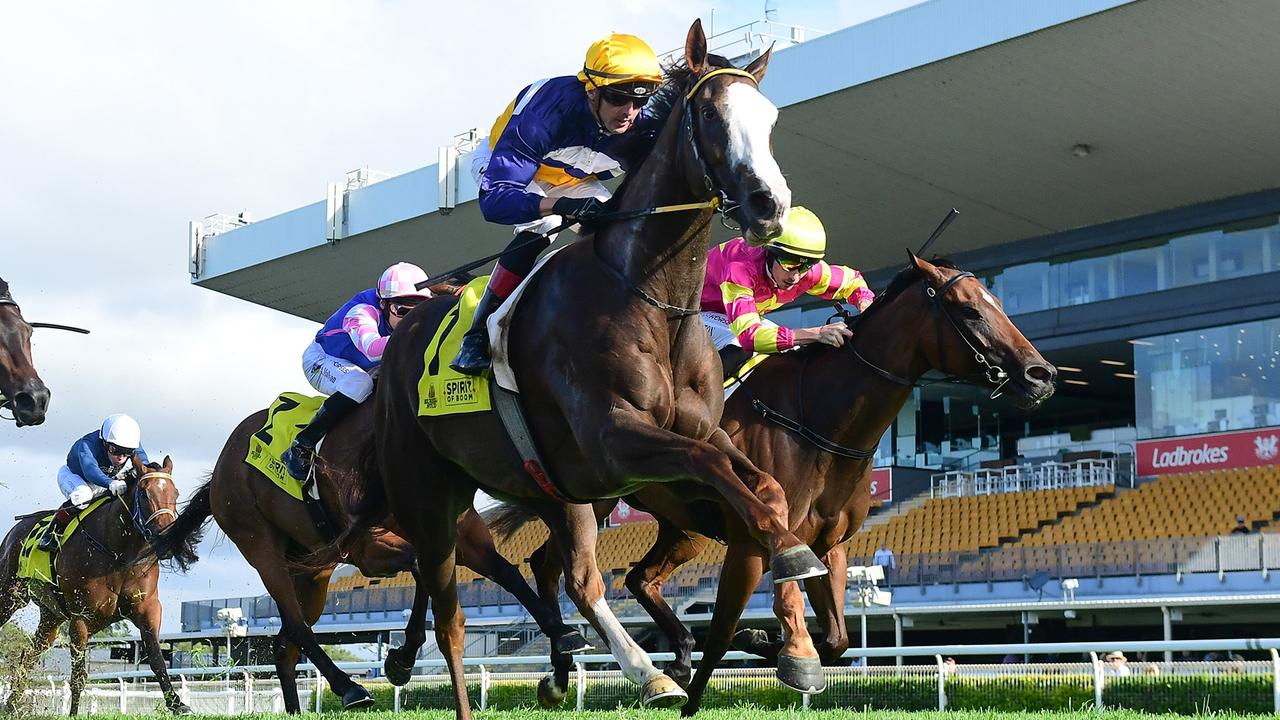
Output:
top-left (90, 502), bottom-right (147, 558)
top-left (599, 99), bottom-right (714, 308)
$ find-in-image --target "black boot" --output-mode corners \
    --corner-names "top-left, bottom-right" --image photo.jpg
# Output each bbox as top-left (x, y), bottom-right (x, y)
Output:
top-left (37, 507), bottom-right (71, 552)
top-left (719, 345), bottom-right (752, 382)
top-left (282, 393), bottom-right (360, 481)
top-left (450, 287), bottom-right (505, 376)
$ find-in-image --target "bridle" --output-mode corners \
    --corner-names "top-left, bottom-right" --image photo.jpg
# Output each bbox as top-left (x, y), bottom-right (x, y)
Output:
top-left (747, 269), bottom-right (1012, 460)
top-left (82, 470), bottom-right (177, 563)
top-left (847, 270), bottom-right (1011, 399)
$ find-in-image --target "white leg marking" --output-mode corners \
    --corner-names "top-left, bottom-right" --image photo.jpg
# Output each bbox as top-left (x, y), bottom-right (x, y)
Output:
top-left (723, 83), bottom-right (791, 208)
top-left (590, 598), bottom-right (661, 684)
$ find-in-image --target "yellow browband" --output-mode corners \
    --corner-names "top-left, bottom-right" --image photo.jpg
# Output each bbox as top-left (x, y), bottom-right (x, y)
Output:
top-left (685, 67), bottom-right (758, 101)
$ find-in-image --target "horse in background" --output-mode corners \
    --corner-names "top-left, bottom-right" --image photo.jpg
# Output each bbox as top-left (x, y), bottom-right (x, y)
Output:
top-left (0, 277), bottom-right (51, 426)
top-left (0, 456), bottom-right (192, 715)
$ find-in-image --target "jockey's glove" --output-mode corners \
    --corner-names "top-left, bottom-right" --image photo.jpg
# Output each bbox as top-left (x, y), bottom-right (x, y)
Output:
top-left (108, 478), bottom-right (127, 497)
top-left (552, 196), bottom-right (608, 224)
top-left (69, 485), bottom-right (95, 507)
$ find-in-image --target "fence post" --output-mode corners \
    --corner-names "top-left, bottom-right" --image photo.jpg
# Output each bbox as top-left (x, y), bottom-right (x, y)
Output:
top-left (1090, 651), bottom-right (1103, 716)
top-left (1260, 534), bottom-right (1268, 580)
top-left (118, 677), bottom-right (127, 713)
top-left (393, 682), bottom-right (402, 713)
top-left (1216, 537), bottom-right (1224, 582)
top-left (575, 662), bottom-right (586, 711)
top-left (244, 670), bottom-right (253, 713)
top-left (935, 654), bottom-right (946, 710)
top-left (179, 674), bottom-right (190, 708)
top-left (802, 688), bottom-right (810, 710)
top-left (314, 670), bottom-right (324, 713)
top-left (1271, 648), bottom-right (1279, 715)
top-left (480, 664), bottom-right (489, 710)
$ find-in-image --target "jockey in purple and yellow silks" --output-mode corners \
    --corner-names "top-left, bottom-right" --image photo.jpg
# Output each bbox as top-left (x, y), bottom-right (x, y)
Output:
top-left (451, 32), bottom-right (672, 376)
top-left (700, 206), bottom-right (875, 378)
top-left (281, 262), bottom-right (432, 481)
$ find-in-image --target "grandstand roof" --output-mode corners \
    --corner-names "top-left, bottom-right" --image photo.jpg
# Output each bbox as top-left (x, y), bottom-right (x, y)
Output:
top-left (192, 0), bottom-right (1280, 322)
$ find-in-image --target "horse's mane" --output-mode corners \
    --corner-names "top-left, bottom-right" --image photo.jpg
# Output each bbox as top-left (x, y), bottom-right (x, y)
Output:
top-left (0, 277), bottom-right (9, 298)
top-left (855, 256), bottom-right (960, 326)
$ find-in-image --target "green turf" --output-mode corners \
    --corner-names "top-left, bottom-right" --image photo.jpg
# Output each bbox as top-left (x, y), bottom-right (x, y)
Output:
top-left (23, 711), bottom-right (1279, 719)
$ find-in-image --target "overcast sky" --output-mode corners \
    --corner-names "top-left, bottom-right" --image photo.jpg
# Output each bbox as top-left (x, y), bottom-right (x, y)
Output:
top-left (0, 0), bottom-right (922, 637)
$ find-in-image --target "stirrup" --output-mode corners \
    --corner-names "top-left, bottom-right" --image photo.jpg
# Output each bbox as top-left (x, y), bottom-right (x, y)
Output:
top-left (281, 444), bottom-right (314, 482)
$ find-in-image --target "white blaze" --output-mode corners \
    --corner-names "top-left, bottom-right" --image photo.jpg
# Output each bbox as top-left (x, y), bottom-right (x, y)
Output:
top-left (722, 83), bottom-right (791, 208)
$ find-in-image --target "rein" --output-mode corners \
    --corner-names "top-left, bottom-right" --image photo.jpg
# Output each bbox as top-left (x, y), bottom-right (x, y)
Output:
top-left (79, 470), bottom-right (175, 566)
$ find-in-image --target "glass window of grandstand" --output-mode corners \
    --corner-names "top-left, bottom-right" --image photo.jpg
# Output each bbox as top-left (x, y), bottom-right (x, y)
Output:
top-left (985, 214), bottom-right (1280, 313)
top-left (1134, 317), bottom-right (1280, 439)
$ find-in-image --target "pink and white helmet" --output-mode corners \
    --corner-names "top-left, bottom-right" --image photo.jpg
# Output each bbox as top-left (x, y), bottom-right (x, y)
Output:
top-left (377, 262), bottom-right (431, 299)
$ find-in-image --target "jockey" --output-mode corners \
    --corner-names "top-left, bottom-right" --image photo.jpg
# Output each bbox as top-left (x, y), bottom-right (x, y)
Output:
top-left (38, 413), bottom-right (148, 550)
top-left (700, 206), bottom-right (876, 378)
top-left (281, 262), bottom-right (432, 481)
top-left (450, 32), bottom-right (670, 375)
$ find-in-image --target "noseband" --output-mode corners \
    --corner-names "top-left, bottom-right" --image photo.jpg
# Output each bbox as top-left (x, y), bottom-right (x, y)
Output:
top-left (125, 471), bottom-right (177, 546)
top-left (850, 271), bottom-right (1010, 399)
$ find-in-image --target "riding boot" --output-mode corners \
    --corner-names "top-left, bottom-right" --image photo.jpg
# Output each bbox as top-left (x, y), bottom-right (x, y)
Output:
top-left (282, 393), bottom-right (360, 482)
top-left (719, 345), bottom-right (752, 382)
top-left (37, 507), bottom-right (73, 552)
top-left (451, 230), bottom-right (549, 376)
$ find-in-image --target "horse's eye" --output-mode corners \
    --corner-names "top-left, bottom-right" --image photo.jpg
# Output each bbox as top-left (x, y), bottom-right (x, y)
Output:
top-left (961, 306), bottom-right (984, 321)
top-left (700, 105), bottom-right (717, 121)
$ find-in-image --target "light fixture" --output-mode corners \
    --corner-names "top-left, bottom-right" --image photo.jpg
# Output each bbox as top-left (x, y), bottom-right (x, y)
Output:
top-left (1071, 143), bottom-right (1092, 158)
top-left (1057, 366), bottom-right (1083, 373)
top-left (1100, 359), bottom-right (1126, 367)
top-left (1063, 379), bottom-right (1089, 386)
top-left (1114, 372), bottom-right (1136, 379)
top-left (1128, 340), bottom-right (1154, 346)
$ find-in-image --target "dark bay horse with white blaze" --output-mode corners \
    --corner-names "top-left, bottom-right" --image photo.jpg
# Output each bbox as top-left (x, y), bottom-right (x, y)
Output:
top-left (364, 21), bottom-right (826, 718)
top-left (152, 398), bottom-right (586, 713)
top-left (511, 255), bottom-right (1057, 713)
top-left (0, 277), bottom-right (52, 426)
top-left (0, 457), bottom-right (193, 715)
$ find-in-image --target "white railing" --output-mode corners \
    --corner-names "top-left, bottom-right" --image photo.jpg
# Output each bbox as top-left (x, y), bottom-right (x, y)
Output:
top-left (932, 458), bottom-right (1119, 498)
top-left (8, 638), bottom-right (1280, 715)
top-left (659, 19), bottom-right (826, 66)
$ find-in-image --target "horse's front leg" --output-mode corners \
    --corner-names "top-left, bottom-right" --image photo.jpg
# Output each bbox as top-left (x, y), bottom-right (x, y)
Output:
top-left (540, 500), bottom-right (687, 708)
top-left (625, 520), bottom-right (708, 689)
top-left (595, 414), bottom-right (824, 582)
top-left (807, 544), bottom-right (851, 665)
top-left (128, 596), bottom-right (191, 715)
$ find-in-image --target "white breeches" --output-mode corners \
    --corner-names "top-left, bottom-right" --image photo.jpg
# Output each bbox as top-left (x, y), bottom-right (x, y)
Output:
top-left (702, 312), bottom-right (741, 352)
top-left (302, 342), bottom-right (374, 402)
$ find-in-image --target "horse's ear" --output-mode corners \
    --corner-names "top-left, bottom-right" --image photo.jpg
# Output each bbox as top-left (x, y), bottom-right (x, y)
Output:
top-left (907, 249), bottom-right (922, 270)
top-left (162, 455), bottom-right (173, 472)
top-left (686, 19), bottom-right (708, 74)
top-left (744, 44), bottom-right (773, 84)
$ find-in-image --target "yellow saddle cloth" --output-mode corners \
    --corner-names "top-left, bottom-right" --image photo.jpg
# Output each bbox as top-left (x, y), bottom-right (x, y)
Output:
top-left (17, 496), bottom-right (112, 585)
top-left (417, 276), bottom-right (494, 417)
top-left (245, 392), bottom-right (326, 500)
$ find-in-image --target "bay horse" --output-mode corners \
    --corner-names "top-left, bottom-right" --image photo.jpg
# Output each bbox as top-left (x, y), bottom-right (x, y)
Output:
top-left (153, 398), bottom-right (586, 713)
top-left (362, 21), bottom-right (824, 718)
top-left (0, 456), bottom-right (192, 715)
top-left (0, 277), bottom-right (52, 426)
top-left (508, 255), bottom-right (1058, 713)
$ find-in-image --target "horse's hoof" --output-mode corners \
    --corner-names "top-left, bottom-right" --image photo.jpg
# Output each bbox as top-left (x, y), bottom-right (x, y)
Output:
top-left (777, 654), bottom-right (826, 694)
top-left (169, 702), bottom-right (193, 715)
top-left (770, 545), bottom-right (828, 583)
top-left (537, 674), bottom-right (568, 708)
top-left (642, 673), bottom-right (688, 708)
top-left (732, 628), bottom-right (773, 656)
top-left (555, 628), bottom-right (592, 654)
top-left (383, 647), bottom-right (415, 686)
top-left (341, 684), bottom-right (375, 709)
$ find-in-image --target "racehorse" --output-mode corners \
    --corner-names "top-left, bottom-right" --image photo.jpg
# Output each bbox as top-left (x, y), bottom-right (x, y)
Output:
top-left (360, 21), bottom-right (821, 718)
top-left (152, 399), bottom-right (586, 713)
top-left (0, 456), bottom-right (192, 715)
top-left (0, 277), bottom-right (52, 426)
top-left (503, 255), bottom-right (1058, 713)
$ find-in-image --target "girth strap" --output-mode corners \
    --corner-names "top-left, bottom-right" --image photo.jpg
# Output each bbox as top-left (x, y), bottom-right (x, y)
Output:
top-left (492, 386), bottom-right (579, 503)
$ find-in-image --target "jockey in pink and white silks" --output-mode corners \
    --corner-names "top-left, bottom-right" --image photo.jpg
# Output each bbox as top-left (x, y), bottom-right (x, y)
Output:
top-left (281, 262), bottom-right (432, 481)
top-left (450, 32), bottom-right (674, 376)
top-left (700, 206), bottom-right (876, 378)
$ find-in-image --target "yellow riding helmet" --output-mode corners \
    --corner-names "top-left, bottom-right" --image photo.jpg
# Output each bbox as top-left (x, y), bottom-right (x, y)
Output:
top-left (768, 206), bottom-right (827, 260)
top-left (577, 33), bottom-right (663, 92)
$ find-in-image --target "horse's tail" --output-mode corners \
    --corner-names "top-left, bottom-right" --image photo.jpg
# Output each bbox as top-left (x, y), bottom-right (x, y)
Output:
top-left (153, 477), bottom-right (213, 572)
top-left (486, 503), bottom-right (540, 542)
top-left (293, 432), bottom-right (386, 571)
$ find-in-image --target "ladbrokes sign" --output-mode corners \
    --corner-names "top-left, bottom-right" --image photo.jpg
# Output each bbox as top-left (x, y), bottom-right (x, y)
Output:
top-left (1137, 426), bottom-right (1280, 475)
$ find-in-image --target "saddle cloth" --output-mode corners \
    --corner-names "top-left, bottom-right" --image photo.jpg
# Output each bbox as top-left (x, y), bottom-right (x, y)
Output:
top-left (416, 277), bottom-right (495, 417)
top-left (17, 496), bottom-right (112, 585)
top-left (724, 352), bottom-right (771, 399)
top-left (245, 392), bottom-right (325, 500)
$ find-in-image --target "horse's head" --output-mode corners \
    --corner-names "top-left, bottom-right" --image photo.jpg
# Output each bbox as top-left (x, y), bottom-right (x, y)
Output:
top-left (863, 256), bottom-right (1056, 409)
top-left (0, 278), bottom-right (51, 426)
top-left (131, 454), bottom-right (179, 538)
top-left (681, 19), bottom-right (790, 242)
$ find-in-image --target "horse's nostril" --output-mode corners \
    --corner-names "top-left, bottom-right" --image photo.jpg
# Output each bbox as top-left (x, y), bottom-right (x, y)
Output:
top-left (747, 190), bottom-right (777, 220)
top-left (1026, 364), bottom-right (1055, 384)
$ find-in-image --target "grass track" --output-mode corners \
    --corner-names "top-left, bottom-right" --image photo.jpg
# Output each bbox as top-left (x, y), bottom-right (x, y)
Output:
top-left (24, 711), bottom-right (1278, 719)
